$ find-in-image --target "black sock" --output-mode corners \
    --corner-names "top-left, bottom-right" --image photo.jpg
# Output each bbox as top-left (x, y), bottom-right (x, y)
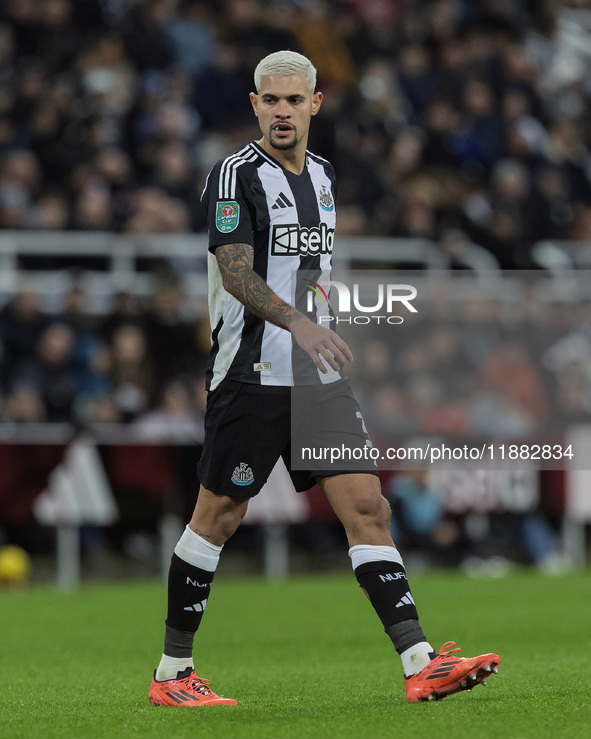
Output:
top-left (165, 553), bottom-right (215, 638)
top-left (385, 619), bottom-right (432, 656)
top-left (163, 624), bottom-right (195, 659)
top-left (354, 560), bottom-right (427, 653)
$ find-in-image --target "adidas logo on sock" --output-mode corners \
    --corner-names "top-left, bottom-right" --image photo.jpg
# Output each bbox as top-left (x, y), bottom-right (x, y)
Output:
top-left (184, 599), bottom-right (207, 612)
top-left (271, 192), bottom-right (294, 210)
top-left (395, 591), bottom-right (415, 608)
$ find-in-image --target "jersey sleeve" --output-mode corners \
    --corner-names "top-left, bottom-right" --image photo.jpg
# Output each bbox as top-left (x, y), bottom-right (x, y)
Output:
top-left (202, 159), bottom-right (255, 253)
top-left (329, 164), bottom-right (337, 202)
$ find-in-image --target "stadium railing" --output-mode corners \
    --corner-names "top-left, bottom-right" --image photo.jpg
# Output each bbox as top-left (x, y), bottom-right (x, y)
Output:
top-left (2, 231), bottom-right (590, 584)
top-left (0, 231), bottom-right (502, 309)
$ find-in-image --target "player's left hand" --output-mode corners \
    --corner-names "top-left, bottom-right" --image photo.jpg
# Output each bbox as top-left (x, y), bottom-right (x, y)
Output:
top-left (291, 316), bottom-right (354, 373)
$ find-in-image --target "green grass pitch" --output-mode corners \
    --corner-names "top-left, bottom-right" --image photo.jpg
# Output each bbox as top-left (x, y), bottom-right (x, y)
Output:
top-left (1, 569), bottom-right (590, 739)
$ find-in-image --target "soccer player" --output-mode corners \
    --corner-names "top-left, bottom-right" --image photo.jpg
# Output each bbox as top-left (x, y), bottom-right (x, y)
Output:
top-left (148, 50), bottom-right (500, 707)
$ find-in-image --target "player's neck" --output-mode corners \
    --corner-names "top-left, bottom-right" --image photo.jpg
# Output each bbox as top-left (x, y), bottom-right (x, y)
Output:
top-left (257, 137), bottom-right (307, 175)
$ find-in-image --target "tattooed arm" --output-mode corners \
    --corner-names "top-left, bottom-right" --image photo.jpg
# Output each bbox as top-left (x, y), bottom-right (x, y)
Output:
top-left (215, 243), bottom-right (353, 373)
top-left (216, 243), bottom-right (295, 330)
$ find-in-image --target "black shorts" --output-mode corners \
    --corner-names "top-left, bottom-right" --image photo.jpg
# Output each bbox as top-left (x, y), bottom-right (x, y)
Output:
top-left (197, 378), bottom-right (378, 498)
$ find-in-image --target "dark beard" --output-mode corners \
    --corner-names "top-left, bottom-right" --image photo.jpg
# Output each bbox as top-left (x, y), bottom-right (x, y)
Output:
top-left (269, 126), bottom-right (298, 150)
top-left (269, 138), bottom-right (298, 150)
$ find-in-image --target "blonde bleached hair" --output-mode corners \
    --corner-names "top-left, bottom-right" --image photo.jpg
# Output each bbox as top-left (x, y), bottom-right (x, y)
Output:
top-left (254, 50), bottom-right (317, 93)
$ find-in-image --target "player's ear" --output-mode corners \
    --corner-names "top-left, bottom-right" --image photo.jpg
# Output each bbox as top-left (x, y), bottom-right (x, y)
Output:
top-left (311, 91), bottom-right (323, 116)
top-left (250, 92), bottom-right (259, 116)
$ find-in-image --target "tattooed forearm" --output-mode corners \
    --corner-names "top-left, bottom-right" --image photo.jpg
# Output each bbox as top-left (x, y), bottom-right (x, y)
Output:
top-left (215, 243), bottom-right (254, 273)
top-left (216, 243), bottom-right (303, 330)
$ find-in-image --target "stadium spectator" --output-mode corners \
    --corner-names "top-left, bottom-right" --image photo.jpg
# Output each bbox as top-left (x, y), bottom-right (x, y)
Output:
top-left (164, 1), bottom-right (217, 76)
top-left (76, 32), bottom-right (137, 120)
top-left (122, 186), bottom-right (189, 234)
top-left (81, 391), bottom-right (122, 426)
top-left (130, 377), bottom-right (204, 443)
top-left (150, 140), bottom-right (197, 204)
top-left (387, 470), bottom-right (460, 566)
top-left (123, 0), bottom-right (176, 74)
top-left (100, 290), bottom-right (145, 343)
top-left (53, 283), bottom-right (114, 408)
top-left (13, 322), bottom-right (80, 422)
top-left (218, 0), bottom-right (300, 72)
top-left (92, 147), bottom-right (136, 229)
top-left (143, 276), bottom-right (205, 386)
top-left (0, 148), bottom-right (43, 229)
top-left (0, 288), bottom-right (49, 393)
top-left (479, 338), bottom-right (550, 426)
top-left (192, 42), bottom-right (253, 130)
top-left (2, 383), bottom-right (46, 423)
top-left (31, 190), bottom-right (70, 230)
top-left (293, 1), bottom-right (357, 89)
top-left (109, 323), bottom-right (154, 422)
top-left (71, 181), bottom-right (116, 231)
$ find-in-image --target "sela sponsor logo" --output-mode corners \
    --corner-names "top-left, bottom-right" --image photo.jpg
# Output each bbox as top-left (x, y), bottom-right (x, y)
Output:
top-left (231, 462), bottom-right (254, 486)
top-left (306, 280), bottom-right (418, 325)
top-left (271, 223), bottom-right (334, 256)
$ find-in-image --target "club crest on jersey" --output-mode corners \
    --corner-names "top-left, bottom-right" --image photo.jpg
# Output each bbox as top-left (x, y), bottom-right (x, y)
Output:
top-left (318, 185), bottom-right (334, 212)
top-left (216, 201), bottom-right (240, 233)
top-left (231, 462), bottom-right (254, 486)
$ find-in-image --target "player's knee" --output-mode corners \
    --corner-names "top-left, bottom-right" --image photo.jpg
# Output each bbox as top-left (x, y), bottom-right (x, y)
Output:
top-left (375, 494), bottom-right (392, 529)
top-left (354, 490), bottom-right (391, 529)
top-left (215, 506), bottom-right (247, 540)
top-left (191, 493), bottom-right (249, 543)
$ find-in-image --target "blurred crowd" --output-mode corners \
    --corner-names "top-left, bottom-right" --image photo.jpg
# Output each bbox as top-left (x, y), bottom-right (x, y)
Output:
top-left (0, 279), bottom-right (209, 435)
top-left (2, 273), bottom-right (590, 439)
top-left (346, 278), bottom-right (591, 440)
top-left (2, 0), bottom-right (591, 435)
top-left (385, 468), bottom-right (566, 571)
top-left (1, 0), bottom-right (591, 267)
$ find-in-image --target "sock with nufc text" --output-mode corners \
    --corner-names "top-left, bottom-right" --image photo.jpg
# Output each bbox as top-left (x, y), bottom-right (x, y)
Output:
top-left (155, 526), bottom-right (222, 681)
top-left (165, 553), bottom-right (214, 634)
top-left (349, 544), bottom-right (435, 675)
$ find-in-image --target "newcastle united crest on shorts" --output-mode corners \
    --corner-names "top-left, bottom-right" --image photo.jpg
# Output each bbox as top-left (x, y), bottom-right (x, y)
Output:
top-left (231, 462), bottom-right (254, 486)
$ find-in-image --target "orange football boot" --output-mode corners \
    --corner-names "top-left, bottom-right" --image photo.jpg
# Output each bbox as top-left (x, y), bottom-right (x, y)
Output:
top-left (149, 667), bottom-right (237, 706)
top-left (405, 641), bottom-right (500, 702)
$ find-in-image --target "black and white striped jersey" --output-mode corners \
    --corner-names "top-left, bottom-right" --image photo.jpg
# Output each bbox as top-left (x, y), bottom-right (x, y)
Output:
top-left (202, 141), bottom-right (342, 391)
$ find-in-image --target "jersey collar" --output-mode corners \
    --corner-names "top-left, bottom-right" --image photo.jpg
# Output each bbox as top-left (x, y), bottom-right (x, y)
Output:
top-left (249, 141), bottom-right (308, 175)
